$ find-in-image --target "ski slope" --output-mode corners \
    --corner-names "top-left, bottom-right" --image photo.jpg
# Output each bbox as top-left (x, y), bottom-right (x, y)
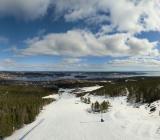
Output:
top-left (6, 86), bottom-right (160, 140)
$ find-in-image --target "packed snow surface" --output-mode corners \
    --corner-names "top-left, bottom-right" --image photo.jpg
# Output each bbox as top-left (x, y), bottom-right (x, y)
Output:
top-left (6, 86), bottom-right (160, 140)
top-left (42, 94), bottom-right (59, 100)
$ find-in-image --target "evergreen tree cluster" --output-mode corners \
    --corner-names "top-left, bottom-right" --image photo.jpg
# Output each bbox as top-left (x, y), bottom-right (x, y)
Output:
top-left (126, 79), bottom-right (160, 103)
top-left (89, 78), bottom-right (160, 104)
top-left (0, 85), bottom-right (56, 138)
top-left (90, 83), bottom-right (126, 97)
top-left (91, 100), bottom-right (110, 113)
top-left (80, 97), bottom-right (91, 104)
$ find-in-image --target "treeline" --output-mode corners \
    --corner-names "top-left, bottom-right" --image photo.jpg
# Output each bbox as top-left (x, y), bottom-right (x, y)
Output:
top-left (126, 79), bottom-right (160, 103)
top-left (54, 79), bottom-right (107, 88)
top-left (90, 83), bottom-right (126, 97)
top-left (0, 85), bottom-right (56, 138)
top-left (89, 78), bottom-right (160, 104)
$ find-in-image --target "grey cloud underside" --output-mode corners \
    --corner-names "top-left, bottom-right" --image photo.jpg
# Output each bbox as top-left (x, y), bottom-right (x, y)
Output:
top-left (0, 0), bottom-right (51, 20)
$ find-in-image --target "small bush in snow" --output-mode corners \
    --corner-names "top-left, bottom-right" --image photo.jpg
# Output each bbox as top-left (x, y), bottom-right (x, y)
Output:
top-left (81, 97), bottom-right (91, 104)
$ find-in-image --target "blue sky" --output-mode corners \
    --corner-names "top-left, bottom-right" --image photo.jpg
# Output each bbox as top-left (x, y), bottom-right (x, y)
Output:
top-left (0, 0), bottom-right (160, 71)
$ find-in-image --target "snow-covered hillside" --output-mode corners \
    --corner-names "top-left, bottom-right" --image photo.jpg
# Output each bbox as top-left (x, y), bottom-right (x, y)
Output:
top-left (6, 86), bottom-right (160, 140)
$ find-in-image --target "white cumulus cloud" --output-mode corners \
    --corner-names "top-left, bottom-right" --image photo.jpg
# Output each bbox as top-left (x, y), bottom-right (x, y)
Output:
top-left (53, 0), bottom-right (160, 33)
top-left (21, 30), bottom-right (159, 58)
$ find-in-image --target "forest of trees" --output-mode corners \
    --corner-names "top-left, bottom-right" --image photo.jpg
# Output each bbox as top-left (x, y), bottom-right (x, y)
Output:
top-left (90, 83), bottom-right (127, 97)
top-left (1, 77), bottom-right (160, 138)
top-left (90, 78), bottom-right (160, 104)
top-left (126, 78), bottom-right (160, 103)
top-left (0, 85), bottom-right (56, 138)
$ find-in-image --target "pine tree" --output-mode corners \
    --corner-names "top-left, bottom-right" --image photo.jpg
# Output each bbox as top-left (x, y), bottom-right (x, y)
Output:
top-left (80, 96), bottom-right (84, 102)
top-left (87, 97), bottom-right (91, 104)
top-left (84, 98), bottom-right (87, 103)
top-left (100, 101), bottom-right (108, 113)
top-left (91, 103), bottom-right (94, 111)
top-left (94, 101), bottom-right (100, 112)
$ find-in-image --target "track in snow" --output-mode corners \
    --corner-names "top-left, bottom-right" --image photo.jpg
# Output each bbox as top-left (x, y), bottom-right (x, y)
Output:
top-left (19, 119), bottom-right (45, 140)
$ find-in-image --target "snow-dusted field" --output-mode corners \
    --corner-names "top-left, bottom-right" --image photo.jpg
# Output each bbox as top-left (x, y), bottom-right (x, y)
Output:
top-left (6, 86), bottom-right (160, 140)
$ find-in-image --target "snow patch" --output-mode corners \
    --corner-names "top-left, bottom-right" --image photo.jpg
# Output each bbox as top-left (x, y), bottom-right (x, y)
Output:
top-left (6, 86), bottom-right (160, 140)
top-left (42, 94), bottom-right (59, 100)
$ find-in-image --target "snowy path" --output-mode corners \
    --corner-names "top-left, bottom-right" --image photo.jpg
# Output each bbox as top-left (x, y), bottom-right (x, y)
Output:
top-left (6, 87), bottom-right (160, 140)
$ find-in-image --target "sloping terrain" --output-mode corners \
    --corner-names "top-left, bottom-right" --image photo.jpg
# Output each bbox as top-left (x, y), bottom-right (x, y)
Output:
top-left (6, 86), bottom-right (160, 140)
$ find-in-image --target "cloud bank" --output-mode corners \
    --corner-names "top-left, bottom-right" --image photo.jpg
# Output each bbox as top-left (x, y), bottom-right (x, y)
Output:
top-left (21, 30), bottom-right (159, 58)
top-left (0, 0), bottom-right (160, 70)
top-left (0, 0), bottom-right (159, 33)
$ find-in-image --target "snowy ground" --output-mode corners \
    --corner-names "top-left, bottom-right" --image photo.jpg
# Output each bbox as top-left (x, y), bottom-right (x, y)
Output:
top-left (6, 86), bottom-right (160, 140)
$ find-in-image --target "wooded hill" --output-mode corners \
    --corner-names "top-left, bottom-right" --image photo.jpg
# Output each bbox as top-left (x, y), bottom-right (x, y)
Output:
top-left (0, 85), bottom-right (57, 138)
top-left (90, 77), bottom-right (160, 104)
